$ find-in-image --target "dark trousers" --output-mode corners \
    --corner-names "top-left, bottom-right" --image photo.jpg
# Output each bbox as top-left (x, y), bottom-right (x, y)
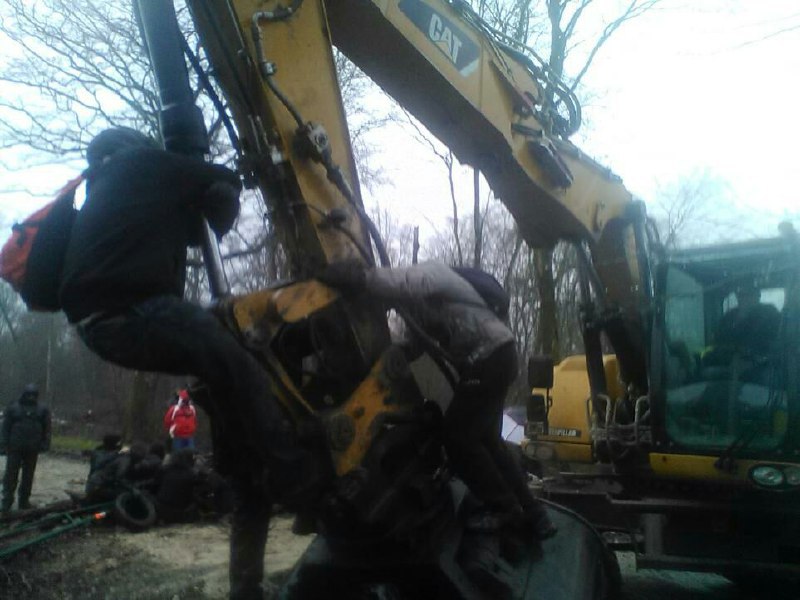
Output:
top-left (443, 343), bottom-right (533, 513)
top-left (2, 450), bottom-right (38, 509)
top-left (78, 296), bottom-right (293, 599)
top-left (78, 295), bottom-right (301, 466)
top-left (229, 474), bottom-right (272, 600)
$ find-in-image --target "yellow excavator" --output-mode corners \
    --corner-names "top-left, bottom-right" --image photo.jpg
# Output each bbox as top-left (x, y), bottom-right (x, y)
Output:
top-left (523, 230), bottom-right (800, 588)
top-left (130, 0), bottom-right (800, 596)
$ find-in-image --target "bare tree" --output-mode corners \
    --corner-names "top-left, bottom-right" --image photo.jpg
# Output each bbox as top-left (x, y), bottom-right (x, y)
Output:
top-left (400, 111), bottom-right (466, 267)
top-left (335, 52), bottom-right (397, 192)
top-left (0, 0), bottom-right (389, 438)
top-left (478, 0), bottom-right (664, 360)
top-left (650, 170), bottom-right (740, 249)
top-left (0, 0), bottom-right (159, 157)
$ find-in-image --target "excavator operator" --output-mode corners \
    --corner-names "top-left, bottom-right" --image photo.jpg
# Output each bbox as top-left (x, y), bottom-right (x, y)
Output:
top-left (714, 283), bottom-right (781, 357)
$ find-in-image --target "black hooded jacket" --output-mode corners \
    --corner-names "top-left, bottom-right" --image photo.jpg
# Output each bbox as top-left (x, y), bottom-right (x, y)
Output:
top-left (1, 394), bottom-right (51, 453)
top-left (59, 147), bottom-right (241, 322)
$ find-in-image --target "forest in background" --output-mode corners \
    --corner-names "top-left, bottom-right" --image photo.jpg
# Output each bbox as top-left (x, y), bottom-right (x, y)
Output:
top-left (0, 0), bottom-right (789, 444)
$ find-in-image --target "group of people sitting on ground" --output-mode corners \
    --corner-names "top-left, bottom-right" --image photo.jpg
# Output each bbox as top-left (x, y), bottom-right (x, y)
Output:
top-left (82, 433), bottom-right (232, 524)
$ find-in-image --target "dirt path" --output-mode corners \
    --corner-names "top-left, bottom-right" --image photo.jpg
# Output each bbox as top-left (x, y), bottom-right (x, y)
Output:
top-left (0, 453), bottom-right (312, 599)
top-left (2, 454), bottom-right (754, 600)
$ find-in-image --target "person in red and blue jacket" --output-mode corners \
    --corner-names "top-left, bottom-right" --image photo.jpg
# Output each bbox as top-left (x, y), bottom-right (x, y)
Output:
top-left (163, 389), bottom-right (197, 452)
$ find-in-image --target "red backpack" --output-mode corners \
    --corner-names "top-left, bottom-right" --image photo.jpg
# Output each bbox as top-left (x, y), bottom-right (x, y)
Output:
top-left (0, 175), bottom-right (84, 311)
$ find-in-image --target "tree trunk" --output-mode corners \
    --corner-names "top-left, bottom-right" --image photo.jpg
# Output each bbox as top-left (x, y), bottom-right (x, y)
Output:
top-left (125, 371), bottom-right (160, 443)
top-left (534, 248), bottom-right (559, 360)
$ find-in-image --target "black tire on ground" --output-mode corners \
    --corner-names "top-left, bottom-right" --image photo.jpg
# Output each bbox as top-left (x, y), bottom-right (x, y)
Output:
top-left (114, 490), bottom-right (157, 532)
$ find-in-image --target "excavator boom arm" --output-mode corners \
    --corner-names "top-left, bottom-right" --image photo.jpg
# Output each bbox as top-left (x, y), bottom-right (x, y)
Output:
top-left (187, 0), bottom-right (649, 388)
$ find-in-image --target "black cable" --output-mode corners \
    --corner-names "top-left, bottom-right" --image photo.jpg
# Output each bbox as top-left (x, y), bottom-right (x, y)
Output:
top-left (249, 5), bottom-right (391, 268)
top-left (196, 1), bottom-right (261, 119)
top-left (181, 37), bottom-right (241, 155)
top-left (449, 0), bottom-right (581, 137)
top-left (288, 202), bottom-right (375, 267)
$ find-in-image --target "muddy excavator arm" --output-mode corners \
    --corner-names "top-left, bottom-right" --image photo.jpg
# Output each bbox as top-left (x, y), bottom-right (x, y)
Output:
top-left (130, 1), bottom-right (625, 597)
top-left (184, 0), bottom-right (651, 399)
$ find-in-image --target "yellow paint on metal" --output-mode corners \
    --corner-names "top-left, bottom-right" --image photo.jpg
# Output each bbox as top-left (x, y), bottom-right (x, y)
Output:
top-left (187, 0), bottom-right (368, 267)
top-left (326, 0), bottom-right (633, 246)
top-left (330, 356), bottom-right (406, 475)
top-left (534, 355), bottom-right (618, 452)
top-left (231, 281), bottom-right (339, 332)
top-left (231, 289), bottom-right (279, 333)
top-left (272, 281), bottom-right (339, 323)
top-left (523, 439), bottom-right (593, 464)
top-left (649, 453), bottom-right (800, 482)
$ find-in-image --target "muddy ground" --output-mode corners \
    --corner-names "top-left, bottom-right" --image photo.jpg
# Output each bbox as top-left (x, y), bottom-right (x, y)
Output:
top-left (0, 453), bottom-right (312, 599)
top-left (0, 454), bottom-right (759, 600)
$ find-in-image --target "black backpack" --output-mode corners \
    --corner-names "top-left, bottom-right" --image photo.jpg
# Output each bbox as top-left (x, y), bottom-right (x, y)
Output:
top-left (451, 266), bottom-right (510, 320)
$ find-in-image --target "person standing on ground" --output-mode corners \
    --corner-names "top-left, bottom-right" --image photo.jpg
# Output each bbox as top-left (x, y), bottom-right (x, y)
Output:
top-left (164, 389), bottom-right (198, 451)
top-left (1, 384), bottom-right (51, 512)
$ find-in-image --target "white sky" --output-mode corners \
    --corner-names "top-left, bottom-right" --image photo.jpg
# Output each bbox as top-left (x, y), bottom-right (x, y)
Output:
top-left (358, 1), bottom-right (800, 243)
top-left (2, 2), bottom-right (799, 247)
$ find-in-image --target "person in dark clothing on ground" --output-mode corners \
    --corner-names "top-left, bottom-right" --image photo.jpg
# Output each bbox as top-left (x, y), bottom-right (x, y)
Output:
top-left (84, 434), bottom-right (122, 500)
top-left (155, 448), bottom-right (200, 523)
top-left (319, 261), bottom-right (557, 540)
top-left (85, 445), bottom-right (133, 503)
top-left (59, 127), bottom-right (321, 600)
top-left (1, 384), bottom-right (51, 512)
top-left (87, 434), bottom-right (123, 483)
top-left (126, 441), bottom-right (164, 494)
top-left (149, 442), bottom-right (166, 463)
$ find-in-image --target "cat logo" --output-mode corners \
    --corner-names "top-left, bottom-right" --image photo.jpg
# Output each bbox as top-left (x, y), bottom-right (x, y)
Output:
top-left (399, 0), bottom-right (480, 77)
top-left (428, 13), bottom-right (463, 65)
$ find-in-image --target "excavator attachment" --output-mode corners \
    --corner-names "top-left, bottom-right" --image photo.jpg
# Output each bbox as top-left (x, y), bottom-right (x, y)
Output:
top-left (281, 493), bottom-right (618, 600)
top-left (130, 2), bottom-right (620, 598)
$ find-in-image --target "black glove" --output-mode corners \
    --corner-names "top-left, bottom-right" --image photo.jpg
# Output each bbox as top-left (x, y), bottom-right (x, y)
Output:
top-left (316, 259), bottom-right (367, 294)
top-left (202, 181), bottom-right (241, 237)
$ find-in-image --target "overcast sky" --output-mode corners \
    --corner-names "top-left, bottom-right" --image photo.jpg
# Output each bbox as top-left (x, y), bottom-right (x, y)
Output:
top-left (359, 1), bottom-right (800, 243)
top-left (2, 2), bottom-right (799, 247)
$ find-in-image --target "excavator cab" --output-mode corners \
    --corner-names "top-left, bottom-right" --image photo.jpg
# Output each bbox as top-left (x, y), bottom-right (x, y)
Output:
top-left (654, 235), bottom-right (800, 459)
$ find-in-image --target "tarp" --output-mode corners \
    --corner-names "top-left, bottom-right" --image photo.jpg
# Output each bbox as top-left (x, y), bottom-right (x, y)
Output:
top-left (501, 413), bottom-right (524, 444)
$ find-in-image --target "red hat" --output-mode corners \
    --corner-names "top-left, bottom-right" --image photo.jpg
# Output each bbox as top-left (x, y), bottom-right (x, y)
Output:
top-left (178, 389), bottom-right (190, 401)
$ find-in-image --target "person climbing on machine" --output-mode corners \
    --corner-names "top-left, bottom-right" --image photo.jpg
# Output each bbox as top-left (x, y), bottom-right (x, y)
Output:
top-left (318, 260), bottom-right (557, 540)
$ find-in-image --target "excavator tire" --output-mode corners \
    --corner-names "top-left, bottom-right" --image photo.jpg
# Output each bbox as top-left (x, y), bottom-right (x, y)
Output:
top-left (600, 546), bottom-right (622, 600)
top-left (114, 489), bottom-right (157, 532)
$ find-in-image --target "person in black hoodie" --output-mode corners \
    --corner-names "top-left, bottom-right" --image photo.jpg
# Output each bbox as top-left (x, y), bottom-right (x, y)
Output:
top-left (60, 127), bottom-right (323, 599)
top-left (1, 384), bottom-right (51, 512)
